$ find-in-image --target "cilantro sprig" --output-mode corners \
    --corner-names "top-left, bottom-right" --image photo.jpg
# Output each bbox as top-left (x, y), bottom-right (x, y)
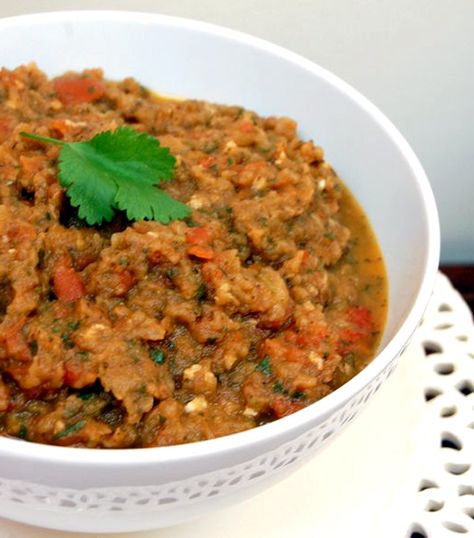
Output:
top-left (20, 127), bottom-right (191, 225)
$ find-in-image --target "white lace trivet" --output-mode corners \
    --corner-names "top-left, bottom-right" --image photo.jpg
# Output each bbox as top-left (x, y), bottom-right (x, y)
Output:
top-left (407, 273), bottom-right (473, 537)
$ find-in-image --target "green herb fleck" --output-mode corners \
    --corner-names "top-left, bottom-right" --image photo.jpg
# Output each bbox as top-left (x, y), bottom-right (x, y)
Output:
top-left (206, 337), bottom-right (218, 345)
top-left (53, 420), bottom-right (86, 440)
top-left (150, 348), bottom-right (166, 364)
top-left (61, 332), bottom-right (74, 349)
top-left (29, 340), bottom-right (38, 355)
top-left (195, 282), bottom-right (207, 302)
top-left (20, 127), bottom-right (190, 226)
top-left (67, 320), bottom-right (80, 331)
top-left (166, 267), bottom-right (179, 279)
top-left (18, 424), bottom-right (27, 439)
top-left (256, 356), bottom-right (272, 377)
top-left (78, 383), bottom-right (98, 399)
top-left (78, 392), bottom-right (94, 401)
top-left (324, 231), bottom-right (335, 241)
top-left (273, 380), bottom-right (285, 393)
top-left (184, 216), bottom-right (196, 227)
top-left (118, 256), bottom-right (129, 267)
top-left (292, 390), bottom-right (306, 400)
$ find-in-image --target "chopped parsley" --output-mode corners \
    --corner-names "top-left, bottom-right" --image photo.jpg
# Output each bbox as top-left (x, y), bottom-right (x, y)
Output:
top-left (53, 420), bottom-right (86, 440)
top-left (166, 267), bottom-right (179, 279)
top-left (324, 231), bottom-right (335, 241)
top-left (150, 348), bottom-right (166, 364)
top-left (292, 390), bottom-right (306, 400)
top-left (78, 392), bottom-right (94, 401)
top-left (18, 424), bottom-right (27, 439)
top-left (256, 356), bottom-right (272, 377)
top-left (67, 320), bottom-right (80, 331)
top-left (195, 283), bottom-right (207, 302)
top-left (29, 340), bottom-right (38, 355)
top-left (61, 332), bottom-right (74, 349)
top-left (273, 380), bottom-right (285, 393)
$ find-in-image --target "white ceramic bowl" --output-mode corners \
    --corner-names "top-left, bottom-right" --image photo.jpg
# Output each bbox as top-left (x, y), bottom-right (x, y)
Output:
top-left (0, 11), bottom-right (439, 533)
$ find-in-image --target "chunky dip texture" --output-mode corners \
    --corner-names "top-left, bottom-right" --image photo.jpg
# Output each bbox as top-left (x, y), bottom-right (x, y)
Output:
top-left (0, 65), bottom-right (387, 448)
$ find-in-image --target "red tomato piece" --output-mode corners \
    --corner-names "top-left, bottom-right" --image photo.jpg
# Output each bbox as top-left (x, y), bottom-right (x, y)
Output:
top-left (0, 117), bottom-right (12, 143)
top-left (347, 305), bottom-right (373, 331)
top-left (54, 76), bottom-right (105, 106)
top-left (148, 251), bottom-right (163, 264)
top-left (187, 245), bottom-right (215, 260)
top-left (64, 361), bottom-right (81, 386)
top-left (186, 226), bottom-right (211, 245)
top-left (2, 320), bottom-right (31, 361)
top-left (261, 336), bottom-right (306, 364)
top-left (199, 156), bottom-right (216, 169)
top-left (117, 269), bottom-right (135, 295)
top-left (272, 398), bottom-right (304, 419)
top-left (52, 256), bottom-right (85, 303)
top-left (238, 120), bottom-right (255, 133)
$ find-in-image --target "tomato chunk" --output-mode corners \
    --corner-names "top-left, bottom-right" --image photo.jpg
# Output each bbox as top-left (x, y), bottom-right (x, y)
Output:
top-left (52, 256), bottom-right (85, 303)
top-left (116, 269), bottom-right (135, 295)
top-left (54, 76), bottom-right (105, 106)
top-left (0, 117), bottom-right (12, 143)
top-left (199, 156), bottom-right (216, 169)
top-left (186, 226), bottom-right (211, 245)
top-left (2, 320), bottom-right (31, 361)
top-left (238, 120), bottom-right (255, 133)
top-left (187, 245), bottom-right (214, 260)
top-left (272, 398), bottom-right (304, 418)
top-left (347, 305), bottom-right (373, 331)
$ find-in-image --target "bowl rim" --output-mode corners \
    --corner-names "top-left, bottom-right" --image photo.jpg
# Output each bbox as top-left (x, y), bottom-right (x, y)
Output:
top-left (0, 9), bottom-right (440, 466)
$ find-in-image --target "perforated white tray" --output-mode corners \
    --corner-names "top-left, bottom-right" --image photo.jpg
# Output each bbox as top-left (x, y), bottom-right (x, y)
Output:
top-left (0, 272), bottom-right (472, 538)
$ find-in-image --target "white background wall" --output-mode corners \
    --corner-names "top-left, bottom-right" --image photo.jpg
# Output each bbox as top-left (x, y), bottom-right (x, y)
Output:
top-left (1, 0), bottom-right (472, 263)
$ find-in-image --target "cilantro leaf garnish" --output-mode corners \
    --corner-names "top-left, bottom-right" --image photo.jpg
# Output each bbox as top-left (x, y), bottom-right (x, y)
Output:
top-left (20, 127), bottom-right (191, 225)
